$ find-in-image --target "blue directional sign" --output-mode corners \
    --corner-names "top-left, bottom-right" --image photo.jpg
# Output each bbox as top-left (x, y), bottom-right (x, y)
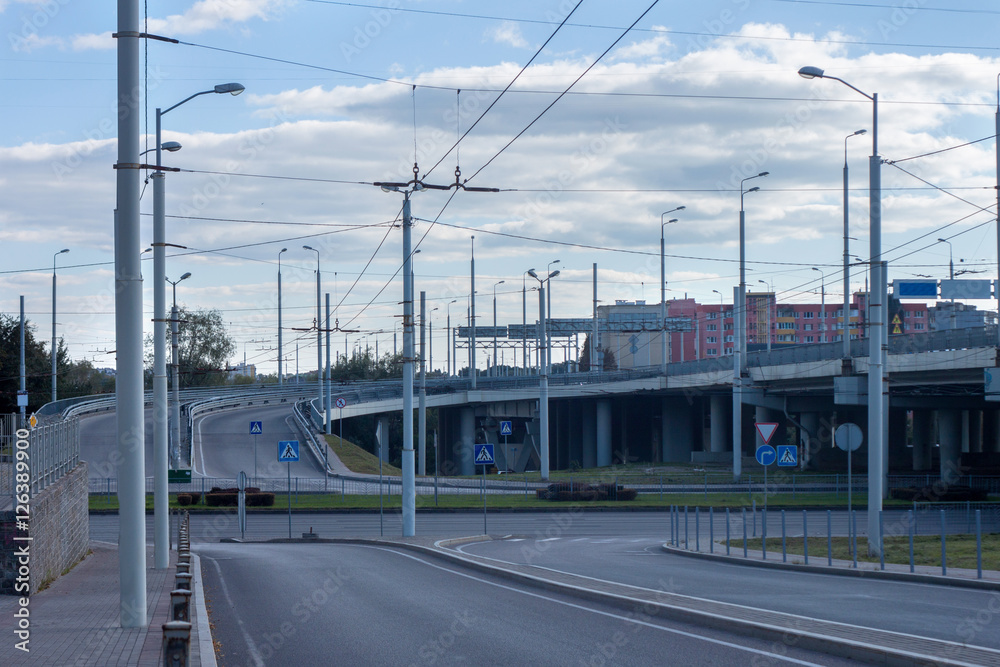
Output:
top-left (249, 421), bottom-right (263, 435)
top-left (755, 445), bottom-right (776, 466)
top-left (474, 444), bottom-right (495, 466)
top-left (499, 421), bottom-right (513, 436)
top-left (278, 440), bottom-right (300, 462)
top-left (777, 445), bottom-right (798, 467)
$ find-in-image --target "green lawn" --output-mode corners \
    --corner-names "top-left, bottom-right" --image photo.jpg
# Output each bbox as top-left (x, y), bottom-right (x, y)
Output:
top-left (732, 534), bottom-right (1000, 571)
top-left (323, 434), bottom-right (401, 476)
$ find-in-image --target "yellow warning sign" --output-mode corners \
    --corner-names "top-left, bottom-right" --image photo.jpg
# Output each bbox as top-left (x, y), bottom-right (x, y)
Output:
top-left (892, 314), bottom-right (902, 324)
top-left (29, 413), bottom-right (37, 428)
top-left (893, 324), bottom-right (902, 334)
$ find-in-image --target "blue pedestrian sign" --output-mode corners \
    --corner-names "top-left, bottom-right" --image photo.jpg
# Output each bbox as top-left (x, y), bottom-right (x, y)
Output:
top-left (777, 445), bottom-right (798, 467)
top-left (474, 444), bottom-right (495, 466)
top-left (249, 421), bottom-right (263, 435)
top-left (278, 440), bottom-right (300, 462)
top-left (755, 445), bottom-right (776, 466)
top-left (499, 421), bottom-right (513, 436)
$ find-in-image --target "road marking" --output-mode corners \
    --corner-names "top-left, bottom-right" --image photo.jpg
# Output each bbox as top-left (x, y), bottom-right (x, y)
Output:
top-left (363, 546), bottom-right (829, 666)
top-left (203, 555), bottom-right (264, 667)
top-left (536, 537), bottom-right (560, 542)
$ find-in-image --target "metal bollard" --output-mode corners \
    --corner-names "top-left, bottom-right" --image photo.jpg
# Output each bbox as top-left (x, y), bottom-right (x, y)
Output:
top-left (170, 589), bottom-right (192, 622)
top-left (176, 562), bottom-right (190, 575)
top-left (174, 572), bottom-right (193, 591)
top-left (162, 620), bottom-right (192, 667)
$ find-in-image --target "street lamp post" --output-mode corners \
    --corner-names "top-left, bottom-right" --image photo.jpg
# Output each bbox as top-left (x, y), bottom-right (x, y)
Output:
top-left (429, 307), bottom-right (439, 374)
top-left (166, 272), bottom-right (191, 472)
top-left (527, 268), bottom-right (555, 479)
top-left (937, 238), bottom-right (954, 280)
top-left (277, 248), bottom-right (287, 384)
top-left (152, 82), bottom-right (243, 571)
top-left (303, 246), bottom-right (324, 428)
top-left (51, 248), bottom-right (69, 402)
top-left (799, 64), bottom-right (884, 556)
top-left (446, 299), bottom-right (457, 377)
top-left (492, 280), bottom-right (505, 376)
top-left (470, 237), bottom-right (476, 388)
top-left (660, 207), bottom-right (685, 373)
top-left (844, 129), bottom-right (866, 361)
top-left (813, 268), bottom-right (826, 342)
top-left (522, 270), bottom-right (534, 374)
top-left (733, 172), bottom-right (768, 480)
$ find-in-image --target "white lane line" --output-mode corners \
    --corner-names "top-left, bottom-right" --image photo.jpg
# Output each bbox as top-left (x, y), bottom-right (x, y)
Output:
top-left (536, 537), bottom-right (560, 542)
top-left (194, 413), bottom-right (208, 477)
top-left (362, 545), bottom-right (827, 667)
top-left (203, 555), bottom-right (264, 667)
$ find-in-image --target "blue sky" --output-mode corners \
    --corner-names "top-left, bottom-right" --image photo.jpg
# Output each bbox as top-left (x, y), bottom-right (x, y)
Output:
top-left (3, 0), bottom-right (1000, 375)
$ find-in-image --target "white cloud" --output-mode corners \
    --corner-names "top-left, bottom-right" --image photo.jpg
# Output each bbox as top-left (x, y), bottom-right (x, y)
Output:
top-left (488, 20), bottom-right (529, 49)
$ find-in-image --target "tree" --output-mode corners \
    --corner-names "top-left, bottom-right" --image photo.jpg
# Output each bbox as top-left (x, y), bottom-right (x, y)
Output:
top-left (578, 334), bottom-right (618, 371)
top-left (145, 307), bottom-right (236, 388)
top-left (0, 314), bottom-right (49, 413)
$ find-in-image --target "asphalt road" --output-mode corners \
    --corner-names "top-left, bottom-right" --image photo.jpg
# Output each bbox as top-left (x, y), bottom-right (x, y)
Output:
top-left (198, 542), bottom-right (861, 667)
top-left (192, 403), bottom-right (325, 479)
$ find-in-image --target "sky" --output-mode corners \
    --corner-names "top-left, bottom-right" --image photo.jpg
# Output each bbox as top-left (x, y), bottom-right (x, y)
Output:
top-left (3, 0), bottom-right (1000, 376)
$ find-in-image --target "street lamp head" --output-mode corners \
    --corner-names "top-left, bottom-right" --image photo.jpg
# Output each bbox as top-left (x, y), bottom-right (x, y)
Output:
top-left (937, 237), bottom-right (947, 244)
top-left (279, 247), bottom-right (288, 254)
top-left (798, 66), bottom-right (825, 80)
top-left (214, 82), bottom-right (245, 96)
top-left (179, 272), bottom-right (192, 281)
top-left (57, 248), bottom-right (70, 255)
top-left (497, 280), bottom-right (505, 286)
top-left (757, 171), bottom-right (769, 178)
top-left (747, 186), bottom-right (760, 194)
top-left (853, 129), bottom-right (867, 136)
top-left (303, 245), bottom-right (317, 252)
top-left (668, 218), bottom-right (678, 224)
top-left (812, 267), bottom-right (821, 272)
top-left (548, 270), bottom-right (561, 279)
top-left (527, 269), bottom-right (539, 279)
top-left (676, 205), bottom-right (686, 211)
top-left (161, 141), bottom-right (182, 152)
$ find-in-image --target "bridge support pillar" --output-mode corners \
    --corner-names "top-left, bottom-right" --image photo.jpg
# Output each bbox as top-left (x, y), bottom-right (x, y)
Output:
top-left (968, 410), bottom-right (983, 453)
top-left (377, 415), bottom-right (390, 463)
top-left (799, 412), bottom-right (820, 469)
top-left (912, 409), bottom-right (932, 471)
top-left (460, 407), bottom-right (475, 477)
top-left (985, 409), bottom-right (1000, 453)
top-left (596, 400), bottom-right (612, 468)
top-left (582, 401), bottom-right (597, 469)
top-left (937, 409), bottom-right (962, 482)
top-left (709, 395), bottom-right (729, 454)
top-left (662, 397), bottom-right (694, 463)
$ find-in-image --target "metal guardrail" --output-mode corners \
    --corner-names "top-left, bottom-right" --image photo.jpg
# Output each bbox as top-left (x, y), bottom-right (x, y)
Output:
top-left (2, 414), bottom-right (80, 509)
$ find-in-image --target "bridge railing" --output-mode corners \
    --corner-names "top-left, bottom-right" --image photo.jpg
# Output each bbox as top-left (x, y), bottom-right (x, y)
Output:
top-left (2, 414), bottom-right (80, 509)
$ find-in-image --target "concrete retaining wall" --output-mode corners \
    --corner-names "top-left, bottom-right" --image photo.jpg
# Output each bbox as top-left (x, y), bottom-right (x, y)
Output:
top-left (1, 462), bottom-right (89, 595)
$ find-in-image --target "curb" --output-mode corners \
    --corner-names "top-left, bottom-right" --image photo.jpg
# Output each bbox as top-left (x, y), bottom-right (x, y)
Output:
top-left (661, 544), bottom-right (1000, 591)
top-left (191, 553), bottom-right (218, 667)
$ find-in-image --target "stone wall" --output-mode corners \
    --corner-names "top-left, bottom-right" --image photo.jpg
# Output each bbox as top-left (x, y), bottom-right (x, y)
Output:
top-left (1, 462), bottom-right (89, 595)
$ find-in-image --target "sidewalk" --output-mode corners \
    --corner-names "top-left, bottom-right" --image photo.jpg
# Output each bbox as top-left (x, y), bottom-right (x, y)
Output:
top-left (0, 541), bottom-right (214, 666)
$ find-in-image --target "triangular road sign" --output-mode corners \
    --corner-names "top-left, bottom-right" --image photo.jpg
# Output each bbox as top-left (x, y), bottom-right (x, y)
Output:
top-left (475, 444), bottom-right (494, 464)
top-left (755, 422), bottom-right (779, 445)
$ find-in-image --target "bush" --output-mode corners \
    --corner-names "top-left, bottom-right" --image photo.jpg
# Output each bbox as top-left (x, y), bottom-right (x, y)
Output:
top-left (205, 491), bottom-right (274, 507)
top-left (177, 494), bottom-right (192, 506)
top-left (247, 492), bottom-right (275, 507)
top-left (206, 492), bottom-right (237, 507)
top-left (535, 482), bottom-right (637, 502)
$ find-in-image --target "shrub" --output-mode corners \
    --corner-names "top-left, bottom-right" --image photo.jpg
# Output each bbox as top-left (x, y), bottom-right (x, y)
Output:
top-left (246, 492), bottom-right (275, 507)
top-left (176, 494), bottom-right (192, 506)
top-left (535, 481), bottom-right (637, 502)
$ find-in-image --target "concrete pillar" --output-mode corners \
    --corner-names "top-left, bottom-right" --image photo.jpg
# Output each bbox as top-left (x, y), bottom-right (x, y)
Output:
top-left (912, 409), bottom-right (932, 471)
top-left (962, 410), bottom-right (970, 453)
top-left (582, 402), bottom-right (597, 469)
top-left (799, 412), bottom-right (820, 469)
top-left (709, 394), bottom-right (729, 454)
top-left (889, 408), bottom-right (908, 471)
top-left (662, 397), bottom-right (695, 463)
top-left (969, 410), bottom-right (983, 454)
top-left (377, 415), bottom-right (390, 462)
top-left (985, 410), bottom-right (1000, 453)
top-left (937, 409), bottom-right (962, 482)
top-left (596, 400), bottom-right (612, 467)
top-left (459, 407), bottom-right (475, 476)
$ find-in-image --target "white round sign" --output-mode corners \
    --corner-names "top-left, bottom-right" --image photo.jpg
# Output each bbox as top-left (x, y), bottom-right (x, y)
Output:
top-left (834, 423), bottom-right (863, 452)
top-left (335, 397), bottom-right (347, 409)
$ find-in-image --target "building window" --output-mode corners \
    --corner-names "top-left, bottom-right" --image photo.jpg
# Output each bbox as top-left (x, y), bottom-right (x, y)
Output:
top-left (806, 336), bottom-right (814, 343)
top-left (724, 347), bottom-right (733, 355)
top-left (914, 311), bottom-right (924, 318)
top-left (707, 311), bottom-right (718, 320)
top-left (706, 324), bottom-right (718, 331)
top-left (724, 323), bottom-right (733, 331)
top-left (725, 335), bottom-right (734, 343)
top-left (794, 312), bottom-right (800, 319)
top-left (914, 323), bottom-right (925, 330)
top-left (803, 324), bottom-right (812, 331)
top-left (706, 336), bottom-right (718, 344)
top-left (803, 311), bottom-right (814, 319)
top-left (707, 348), bottom-right (717, 356)
top-left (777, 322), bottom-right (795, 330)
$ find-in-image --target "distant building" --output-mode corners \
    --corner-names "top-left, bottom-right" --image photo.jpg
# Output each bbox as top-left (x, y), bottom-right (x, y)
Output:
top-left (228, 363), bottom-right (256, 381)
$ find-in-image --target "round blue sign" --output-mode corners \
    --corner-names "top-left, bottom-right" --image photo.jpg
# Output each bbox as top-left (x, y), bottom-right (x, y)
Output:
top-left (755, 445), bottom-right (776, 466)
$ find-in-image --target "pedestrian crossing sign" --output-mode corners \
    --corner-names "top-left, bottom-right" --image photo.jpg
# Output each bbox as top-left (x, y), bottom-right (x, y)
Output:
top-left (777, 445), bottom-right (798, 467)
top-left (250, 421), bottom-right (263, 435)
top-left (278, 440), bottom-right (300, 462)
top-left (474, 444), bottom-right (495, 466)
top-left (499, 421), bottom-right (513, 436)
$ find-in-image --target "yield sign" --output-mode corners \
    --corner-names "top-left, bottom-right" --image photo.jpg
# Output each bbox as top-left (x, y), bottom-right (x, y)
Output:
top-left (755, 422), bottom-right (779, 445)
